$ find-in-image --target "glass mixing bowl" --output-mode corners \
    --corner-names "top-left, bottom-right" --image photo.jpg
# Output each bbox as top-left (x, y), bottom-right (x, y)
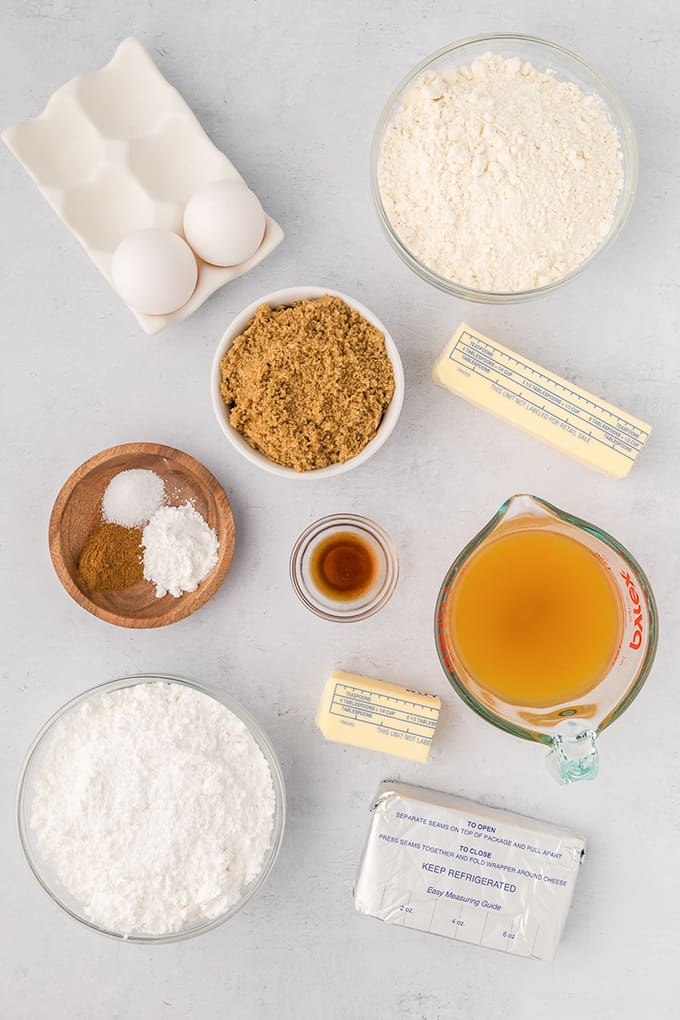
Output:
top-left (16, 674), bottom-right (286, 943)
top-left (371, 34), bottom-right (638, 303)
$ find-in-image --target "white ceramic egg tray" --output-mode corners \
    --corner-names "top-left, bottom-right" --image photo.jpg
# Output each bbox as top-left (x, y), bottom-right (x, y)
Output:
top-left (2, 38), bottom-right (284, 334)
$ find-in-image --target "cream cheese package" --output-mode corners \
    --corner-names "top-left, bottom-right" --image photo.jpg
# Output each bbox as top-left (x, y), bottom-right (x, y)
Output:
top-left (354, 782), bottom-right (585, 961)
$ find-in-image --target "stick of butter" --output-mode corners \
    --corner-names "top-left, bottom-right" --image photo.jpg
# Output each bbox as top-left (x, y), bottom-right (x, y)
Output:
top-left (316, 669), bottom-right (441, 762)
top-left (354, 782), bottom-right (586, 961)
top-left (433, 323), bottom-right (651, 478)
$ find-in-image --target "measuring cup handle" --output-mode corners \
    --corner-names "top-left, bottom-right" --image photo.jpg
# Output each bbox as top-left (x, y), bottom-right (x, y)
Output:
top-left (547, 730), bottom-right (599, 785)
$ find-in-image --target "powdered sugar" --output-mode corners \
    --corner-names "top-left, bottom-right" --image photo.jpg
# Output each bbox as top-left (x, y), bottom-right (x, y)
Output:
top-left (378, 53), bottom-right (624, 292)
top-left (29, 681), bottom-right (277, 936)
top-left (142, 502), bottom-right (219, 598)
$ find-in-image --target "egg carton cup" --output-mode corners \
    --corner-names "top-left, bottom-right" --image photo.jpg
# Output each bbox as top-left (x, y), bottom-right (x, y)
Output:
top-left (2, 38), bottom-right (284, 334)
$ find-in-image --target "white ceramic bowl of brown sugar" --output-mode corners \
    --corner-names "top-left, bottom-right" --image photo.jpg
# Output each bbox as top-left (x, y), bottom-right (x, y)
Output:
top-left (210, 287), bottom-right (405, 479)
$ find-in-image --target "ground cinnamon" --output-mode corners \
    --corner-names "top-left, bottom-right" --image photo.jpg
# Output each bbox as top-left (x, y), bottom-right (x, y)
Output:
top-left (78, 523), bottom-right (144, 592)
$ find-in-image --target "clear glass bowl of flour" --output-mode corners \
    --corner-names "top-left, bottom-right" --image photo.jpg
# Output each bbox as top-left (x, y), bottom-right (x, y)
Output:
top-left (371, 34), bottom-right (638, 303)
top-left (16, 674), bottom-right (286, 943)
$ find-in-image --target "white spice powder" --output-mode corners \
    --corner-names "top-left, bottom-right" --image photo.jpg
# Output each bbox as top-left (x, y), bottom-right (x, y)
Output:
top-left (378, 53), bottom-right (624, 292)
top-left (142, 502), bottom-right (219, 598)
top-left (30, 682), bottom-right (277, 936)
top-left (102, 469), bottom-right (165, 527)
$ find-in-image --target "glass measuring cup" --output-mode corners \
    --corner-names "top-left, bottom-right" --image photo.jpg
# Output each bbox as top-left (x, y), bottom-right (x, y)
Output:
top-left (435, 495), bottom-right (658, 784)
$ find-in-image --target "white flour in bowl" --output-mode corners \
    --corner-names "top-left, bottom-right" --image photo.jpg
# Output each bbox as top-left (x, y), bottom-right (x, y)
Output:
top-left (378, 52), bottom-right (624, 292)
top-left (29, 681), bottom-right (277, 936)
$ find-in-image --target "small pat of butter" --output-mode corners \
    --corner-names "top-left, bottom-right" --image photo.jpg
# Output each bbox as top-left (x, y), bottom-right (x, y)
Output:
top-left (433, 323), bottom-right (651, 478)
top-left (316, 669), bottom-right (441, 763)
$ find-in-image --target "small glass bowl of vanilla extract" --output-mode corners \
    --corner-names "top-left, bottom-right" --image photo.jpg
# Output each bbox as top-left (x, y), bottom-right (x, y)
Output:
top-left (289, 514), bottom-right (399, 622)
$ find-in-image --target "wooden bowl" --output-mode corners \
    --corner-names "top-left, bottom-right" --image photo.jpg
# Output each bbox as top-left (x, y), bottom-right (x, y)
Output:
top-left (49, 443), bottom-right (235, 628)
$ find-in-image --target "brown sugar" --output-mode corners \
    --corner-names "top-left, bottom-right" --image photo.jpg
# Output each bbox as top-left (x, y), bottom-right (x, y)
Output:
top-left (219, 295), bottom-right (396, 471)
top-left (78, 523), bottom-right (144, 592)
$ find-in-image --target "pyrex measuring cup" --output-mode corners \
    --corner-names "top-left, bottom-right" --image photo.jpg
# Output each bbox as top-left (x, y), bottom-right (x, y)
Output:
top-left (435, 495), bottom-right (658, 784)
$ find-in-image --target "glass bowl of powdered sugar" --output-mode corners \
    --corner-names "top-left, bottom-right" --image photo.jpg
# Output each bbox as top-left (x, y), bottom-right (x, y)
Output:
top-left (17, 675), bottom-right (286, 943)
top-left (371, 34), bottom-right (638, 302)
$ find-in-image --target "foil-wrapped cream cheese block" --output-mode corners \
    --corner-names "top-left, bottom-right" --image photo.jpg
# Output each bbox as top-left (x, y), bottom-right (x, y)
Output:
top-left (354, 782), bottom-right (585, 961)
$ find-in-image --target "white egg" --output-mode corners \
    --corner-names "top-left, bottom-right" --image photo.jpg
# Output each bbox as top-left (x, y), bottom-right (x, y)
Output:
top-left (183, 179), bottom-right (266, 267)
top-left (111, 229), bottom-right (198, 315)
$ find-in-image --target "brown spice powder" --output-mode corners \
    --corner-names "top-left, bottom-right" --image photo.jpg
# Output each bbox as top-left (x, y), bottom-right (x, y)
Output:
top-left (78, 523), bottom-right (144, 592)
top-left (219, 295), bottom-right (396, 471)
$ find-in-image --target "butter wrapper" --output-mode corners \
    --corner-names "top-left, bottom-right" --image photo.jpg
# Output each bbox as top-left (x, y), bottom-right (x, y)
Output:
top-left (432, 323), bottom-right (651, 478)
top-left (354, 782), bottom-right (585, 961)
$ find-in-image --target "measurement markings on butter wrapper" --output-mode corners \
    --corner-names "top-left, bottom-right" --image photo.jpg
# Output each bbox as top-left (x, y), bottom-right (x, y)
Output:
top-left (328, 681), bottom-right (438, 737)
top-left (449, 330), bottom-right (651, 462)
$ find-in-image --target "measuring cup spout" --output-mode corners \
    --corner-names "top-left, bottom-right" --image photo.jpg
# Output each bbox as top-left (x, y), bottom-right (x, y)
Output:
top-left (547, 730), bottom-right (599, 785)
top-left (496, 493), bottom-right (554, 523)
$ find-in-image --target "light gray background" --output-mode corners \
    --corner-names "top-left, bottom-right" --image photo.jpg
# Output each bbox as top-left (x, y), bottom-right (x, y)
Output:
top-left (1, 2), bottom-right (678, 1018)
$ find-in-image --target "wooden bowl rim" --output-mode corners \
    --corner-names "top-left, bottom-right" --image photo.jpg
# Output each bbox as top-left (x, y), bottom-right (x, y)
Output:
top-left (48, 442), bottom-right (235, 629)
